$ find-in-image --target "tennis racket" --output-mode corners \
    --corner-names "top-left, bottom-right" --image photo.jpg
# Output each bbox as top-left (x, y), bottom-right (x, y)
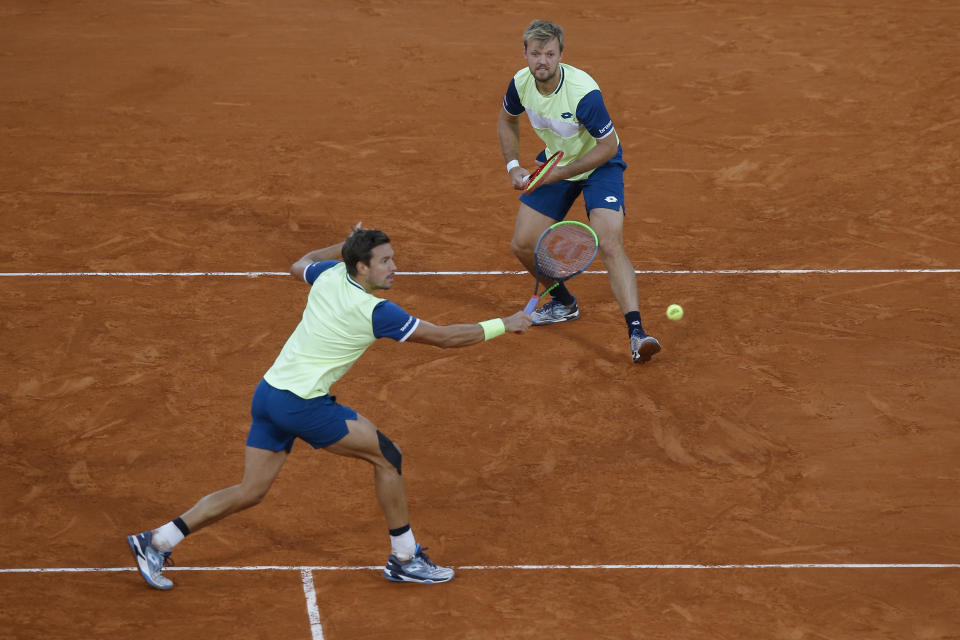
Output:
top-left (523, 221), bottom-right (599, 314)
top-left (522, 150), bottom-right (564, 193)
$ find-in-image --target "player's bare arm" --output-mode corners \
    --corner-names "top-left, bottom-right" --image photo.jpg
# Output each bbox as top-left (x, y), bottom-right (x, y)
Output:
top-left (543, 132), bottom-right (619, 186)
top-left (498, 108), bottom-right (530, 189)
top-left (407, 311), bottom-right (532, 348)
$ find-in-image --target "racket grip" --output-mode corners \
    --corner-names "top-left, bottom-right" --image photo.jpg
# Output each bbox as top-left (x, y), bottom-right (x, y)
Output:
top-left (523, 297), bottom-right (539, 315)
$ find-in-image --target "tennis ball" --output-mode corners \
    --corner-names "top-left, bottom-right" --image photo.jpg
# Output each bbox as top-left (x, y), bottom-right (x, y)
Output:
top-left (666, 304), bottom-right (684, 321)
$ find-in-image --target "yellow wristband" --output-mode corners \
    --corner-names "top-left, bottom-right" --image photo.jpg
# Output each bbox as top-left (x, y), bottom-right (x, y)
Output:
top-left (479, 318), bottom-right (506, 341)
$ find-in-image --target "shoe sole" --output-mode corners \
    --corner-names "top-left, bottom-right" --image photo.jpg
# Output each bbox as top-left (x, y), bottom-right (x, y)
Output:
top-left (127, 535), bottom-right (173, 590)
top-left (382, 569), bottom-right (454, 584)
top-left (531, 313), bottom-right (580, 326)
top-left (633, 338), bottom-right (662, 364)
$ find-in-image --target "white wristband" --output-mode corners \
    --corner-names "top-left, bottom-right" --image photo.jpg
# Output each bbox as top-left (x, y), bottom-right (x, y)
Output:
top-left (505, 159), bottom-right (520, 173)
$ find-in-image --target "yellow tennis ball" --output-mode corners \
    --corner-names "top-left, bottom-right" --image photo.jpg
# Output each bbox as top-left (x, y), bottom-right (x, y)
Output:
top-left (666, 304), bottom-right (684, 321)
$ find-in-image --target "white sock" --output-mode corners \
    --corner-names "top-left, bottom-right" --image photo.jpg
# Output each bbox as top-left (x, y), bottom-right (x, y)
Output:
top-left (390, 529), bottom-right (417, 561)
top-left (152, 521), bottom-right (185, 552)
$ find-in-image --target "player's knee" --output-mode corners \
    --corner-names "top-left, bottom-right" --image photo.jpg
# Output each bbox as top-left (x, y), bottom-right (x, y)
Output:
top-left (510, 235), bottom-right (535, 258)
top-left (376, 430), bottom-right (403, 475)
top-left (597, 236), bottom-right (625, 259)
top-left (237, 484), bottom-right (270, 509)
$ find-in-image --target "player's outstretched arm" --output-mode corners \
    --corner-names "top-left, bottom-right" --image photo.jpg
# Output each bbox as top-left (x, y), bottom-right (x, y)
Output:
top-left (289, 222), bottom-right (363, 281)
top-left (407, 311), bottom-right (532, 348)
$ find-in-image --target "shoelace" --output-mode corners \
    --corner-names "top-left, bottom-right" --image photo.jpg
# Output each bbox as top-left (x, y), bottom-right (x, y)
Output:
top-left (415, 547), bottom-right (437, 568)
top-left (161, 552), bottom-right (175, 568)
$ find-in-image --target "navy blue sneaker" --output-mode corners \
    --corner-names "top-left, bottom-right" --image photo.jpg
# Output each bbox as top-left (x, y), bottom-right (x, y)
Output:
top-left (127, 530), bottom-right (174, 590)
top-left (383, 545), bottom-right (454, 584)
top-left (531, 298), bottom-right (579, 325)
top-left (631, 330), bottom-right (661, 364)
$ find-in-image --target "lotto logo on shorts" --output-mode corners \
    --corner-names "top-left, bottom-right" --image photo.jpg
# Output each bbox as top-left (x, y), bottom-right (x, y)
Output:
top-left (605, 196), bottom-right (618, 203)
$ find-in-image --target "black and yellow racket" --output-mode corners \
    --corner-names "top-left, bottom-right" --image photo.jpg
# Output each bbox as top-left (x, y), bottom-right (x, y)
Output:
top-left (523, 220), bottom-right (599, 314)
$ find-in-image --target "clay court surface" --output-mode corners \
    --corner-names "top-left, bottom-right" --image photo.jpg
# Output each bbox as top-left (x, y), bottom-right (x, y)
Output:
top-left (2, 1), bottom-right (959, 638)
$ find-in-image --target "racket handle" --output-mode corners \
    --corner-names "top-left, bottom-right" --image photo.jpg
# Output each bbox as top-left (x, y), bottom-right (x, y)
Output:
top-left (523, 297), bottom-right (539, 315)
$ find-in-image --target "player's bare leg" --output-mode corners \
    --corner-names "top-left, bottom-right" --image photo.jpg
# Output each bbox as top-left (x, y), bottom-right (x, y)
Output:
top-left (127, 446), bottom-right (287, 590)
top-left (326, 415), bottom-right (409, 529)
top-left (181, 446), bottom-right (289, 532)
top-left (510, 203), bottom-right (554, 281)
top-left (328, 414), bottom-right (454, 584)
top-left (587, 208), bottom-right (638, 314)
top-left (589, 207), bottom-right (661, 363)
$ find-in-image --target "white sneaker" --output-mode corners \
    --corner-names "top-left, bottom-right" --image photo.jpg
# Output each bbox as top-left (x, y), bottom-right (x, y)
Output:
top-left (631, 329), bottom-right (661, 364)
top-left (531, 298), bottom-right (579, 325)
top-left (382, 545), bottom-right (454, 584)
top-left (127, 530), bottom-right (174, 590)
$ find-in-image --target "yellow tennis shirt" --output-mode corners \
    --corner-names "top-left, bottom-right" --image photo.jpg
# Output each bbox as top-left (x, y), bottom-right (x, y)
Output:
top-left (263, 261), bottom-right (419, 399)
top-left (503, 63), bottom-right (620, 181)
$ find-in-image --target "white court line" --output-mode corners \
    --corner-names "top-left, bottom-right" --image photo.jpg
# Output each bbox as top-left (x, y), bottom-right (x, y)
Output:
top-left (300, 569), bottom-right (325, 640)
top-left (1, 563), bottom-right (958, 573)
top-left (0, 269), bottom-right (959, 277)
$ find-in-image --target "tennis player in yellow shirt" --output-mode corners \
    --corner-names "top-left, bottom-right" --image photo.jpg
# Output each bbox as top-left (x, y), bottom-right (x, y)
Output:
top-left (498, 19), bottom-right (661, 364)
top-left (127, 226), bottom-right (531, 589)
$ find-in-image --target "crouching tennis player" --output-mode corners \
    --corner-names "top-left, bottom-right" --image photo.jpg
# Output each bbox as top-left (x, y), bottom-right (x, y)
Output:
top-left (127, 226), bottom-right (532, 588)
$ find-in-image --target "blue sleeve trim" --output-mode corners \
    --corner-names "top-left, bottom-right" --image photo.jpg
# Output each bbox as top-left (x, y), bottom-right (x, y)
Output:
top-left (372, 300), bottom-right (420, 341)
top-left (576, 90), bottom-right (614, 138)
top-left (503, 78), bottom-right (525, 116)
top-left (304, 260), bottom-right (340, 285)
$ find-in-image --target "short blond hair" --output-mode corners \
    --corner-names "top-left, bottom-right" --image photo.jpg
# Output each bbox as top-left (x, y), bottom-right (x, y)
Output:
top-left (523, 20), bottom-right (564, 52)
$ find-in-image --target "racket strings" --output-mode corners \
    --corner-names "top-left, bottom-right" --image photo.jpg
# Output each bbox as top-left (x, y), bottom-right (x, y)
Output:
top-left (535, 226), bottom-right (598, 279)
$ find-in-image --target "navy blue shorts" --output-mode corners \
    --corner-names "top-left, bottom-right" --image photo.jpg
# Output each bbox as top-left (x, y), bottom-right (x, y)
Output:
top-left (246, 378), bottom-right (355, 452)
top-left (519, 157), bottom-right (627, 222)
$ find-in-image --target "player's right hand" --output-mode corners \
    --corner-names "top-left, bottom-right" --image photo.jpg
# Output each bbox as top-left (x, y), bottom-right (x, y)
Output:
top-left (509, 167), bottom-right (531, 191)
top-left (505, 310), bottom-right (533, 334)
